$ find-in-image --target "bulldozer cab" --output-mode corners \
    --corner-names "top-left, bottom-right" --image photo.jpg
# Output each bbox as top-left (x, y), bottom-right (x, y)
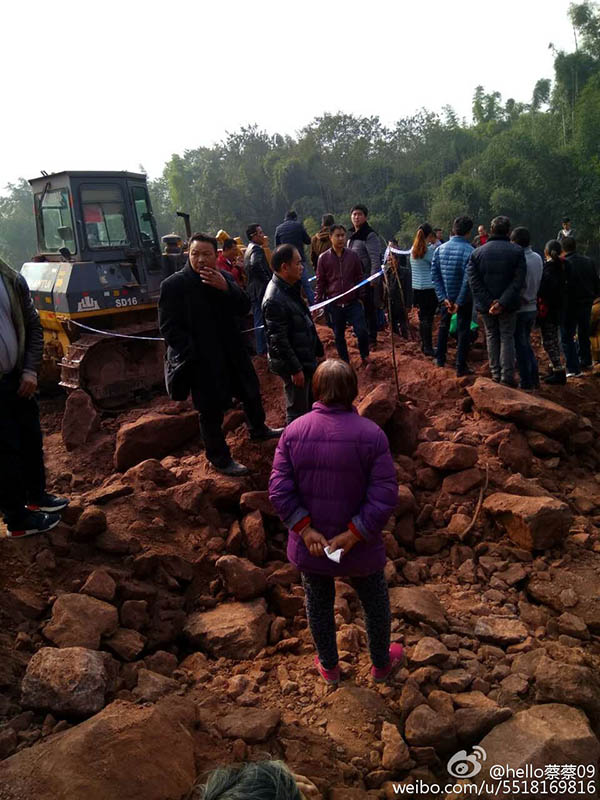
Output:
top-left (29, 170), bottom-right (165, 295)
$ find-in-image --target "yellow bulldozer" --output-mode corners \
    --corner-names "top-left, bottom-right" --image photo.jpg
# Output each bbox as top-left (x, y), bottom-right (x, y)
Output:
top-left (21, 171), bottom-right (256, 408)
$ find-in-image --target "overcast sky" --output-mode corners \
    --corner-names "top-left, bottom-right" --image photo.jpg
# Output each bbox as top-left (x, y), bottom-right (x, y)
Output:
top-left (1, 0), bottom-right (575, 193)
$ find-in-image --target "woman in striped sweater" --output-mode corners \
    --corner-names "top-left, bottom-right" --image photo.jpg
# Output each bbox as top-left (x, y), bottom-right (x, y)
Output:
top-left (410, 222), bottom-right (438, 356)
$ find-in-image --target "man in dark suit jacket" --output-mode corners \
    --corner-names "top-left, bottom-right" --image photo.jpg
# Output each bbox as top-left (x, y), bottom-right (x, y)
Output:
top-left (561, 236), bottom-right (600, 375)
top-left (159, 233), bottom-right (282, 477)
top-left (467, 215), bottom-right (526, 386)
top-left (275, 210), bottom-right (315, 305)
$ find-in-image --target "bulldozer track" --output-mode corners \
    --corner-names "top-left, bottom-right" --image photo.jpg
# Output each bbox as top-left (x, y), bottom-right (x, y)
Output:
top-left (59, 322), bottom-right (165, 409)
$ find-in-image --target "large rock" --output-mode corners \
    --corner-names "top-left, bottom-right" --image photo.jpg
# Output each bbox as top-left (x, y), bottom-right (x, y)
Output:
top-left (497, 430), bottom-right (533, 476)
top-left (216, 555), bottom-right (267, 600)
top-left (527, 565), bottom-right (600, 632)
top-left (410, 637), bottom-right (450, 666)
top-left (21, 647), bottom-right (115, 716)
top-left (474, 616), bottom-right (528, 647)
top-left (404, 704), bottom-right (456, 752)
top-left (0, 699), bottom-right (196, 800)
top-left (483, 492), bottom-right (572, 550)
top-left (357, 383), bottom-right (398, 427)
top-left (114, 410), bottom-right (199, 471)
top-left (442, 468), bottom-right (483, 496)
top-left (324, 685), bottom-right (396, 759)
top-left (241, 510), bottom-right (267, 564)
top-left (74, 507), bottom-right (107, 539)
top-left (216, 708), bottom-right (281, 743)
top-left (80, 569), bottom-right (116, 602)
top-left (388, 587), bottom-right (448, 631)
top-left (467, 378), bottom-right (579, 438)
top-left (43, 594), bottom-right (118, 649)
top-left (385, 402), bottom-right (426, 456)
top-left (474, 704), bottom-right (600, 798)
top-left (61, 389), bottom-right (100, 450)
top-left (105, 628), bottom-right (146, 661)
top-left (416, 442), bottom-right (478, 472)
top-left (183, 599), bottom-right (270, 659)
top-left (381, 721), bottom-right (414, 771)
top-left (454, 706), bottom-right (513, 745)
top-left (534, 657), bottom-right (600, 712)
top-left (239, 490), bottom-right (277, 517)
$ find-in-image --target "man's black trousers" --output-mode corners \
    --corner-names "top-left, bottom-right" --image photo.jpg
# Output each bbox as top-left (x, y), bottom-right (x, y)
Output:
top-left (0, 372), bottom-right (46, 523)
top-left (190, 375), bottom-right (266, 468)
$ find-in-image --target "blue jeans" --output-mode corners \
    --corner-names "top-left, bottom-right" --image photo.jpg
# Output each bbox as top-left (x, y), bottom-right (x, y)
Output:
top-left (561, 303), bottom-right (593, 373)
top-left (515, 311), bottom-right (539, 389)
top-left (436, 301), bottom-right (473, 372)
top-left (329, 301), bottom-right (370, 361)
top-left (252, 302), bottom-right (266, 355)
top-left (301, 264), bottom-right (315, 306)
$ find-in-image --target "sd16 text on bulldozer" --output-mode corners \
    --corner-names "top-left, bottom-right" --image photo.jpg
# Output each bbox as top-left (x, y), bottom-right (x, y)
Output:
top-left (21, 170), bottom-right (188, 408)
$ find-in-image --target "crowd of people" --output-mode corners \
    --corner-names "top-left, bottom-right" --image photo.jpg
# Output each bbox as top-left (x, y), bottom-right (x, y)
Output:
top-left (2, 203), bottom-right (598, 686)
top-left (408, 213), bottom-right (599, 388)
top-left (2, 203), bottom-right (599, 795)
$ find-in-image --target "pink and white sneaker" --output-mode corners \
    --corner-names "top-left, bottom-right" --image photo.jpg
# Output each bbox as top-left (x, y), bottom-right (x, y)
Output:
top-left (314, 656), bottom-right (340, 685)
top-left (371, 643), bottom-right (405, 683)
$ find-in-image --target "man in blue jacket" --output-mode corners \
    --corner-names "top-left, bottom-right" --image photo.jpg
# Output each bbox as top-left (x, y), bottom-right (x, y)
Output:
top-left (467, 216), bottom-right (526, 386)
top-left (431, 216), bottom-right (474, 376)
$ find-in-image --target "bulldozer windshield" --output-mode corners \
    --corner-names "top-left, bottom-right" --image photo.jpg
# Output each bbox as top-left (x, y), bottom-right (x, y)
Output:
top-left (82, 185), bottom-right (130, 249)
top-left (36, 188), bottom-right (76, 254)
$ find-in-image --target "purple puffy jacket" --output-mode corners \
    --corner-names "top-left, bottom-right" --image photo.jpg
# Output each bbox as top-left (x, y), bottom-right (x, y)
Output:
top-left (269, 402), bottom-right (398, 577)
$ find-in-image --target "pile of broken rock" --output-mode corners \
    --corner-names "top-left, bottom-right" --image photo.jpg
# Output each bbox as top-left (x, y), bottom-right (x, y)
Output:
top-left (1, 354), bottom-right (600, 799)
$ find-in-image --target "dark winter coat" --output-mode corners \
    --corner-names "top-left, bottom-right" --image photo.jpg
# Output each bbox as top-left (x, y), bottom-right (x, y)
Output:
top-left (158, 263), bottom-right (260, 410)
top-left (269, 403), bottom-right (398, 577)
top-left (467, 235), bottom-right (527, 313)
top-left (262, 274), bottom-right (323, 377)
top-left (243, 243), bottom-right (272, 305)
top-left (274, 219), bottom-right (311, 263)
top-left (0, 258), bottom-right (43, 377)
top-left (347, 222), bottom-right (383, 307)
top-left (564, 252), bottom-right (600, 308)
top-left (538, 258), bottom-right (566, 324)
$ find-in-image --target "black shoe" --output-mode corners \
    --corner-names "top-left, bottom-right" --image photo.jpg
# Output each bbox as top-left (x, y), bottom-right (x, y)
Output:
top-left (500, 379), bottom-right (518, 388)
top-left (6, 511), bottom-right (61, 539)
top-left (422, 345), bottom-right (436, 357)
top-left (214, 460), bottom-right (250, 477)
top-left (27, 493), bottom-right (69, 513)
top-left (457, 367), bottom-right (475, 377)
top-left (544, 370), bottom-right (567, 385)
top-left (250, 426), bottom-right (284, 442)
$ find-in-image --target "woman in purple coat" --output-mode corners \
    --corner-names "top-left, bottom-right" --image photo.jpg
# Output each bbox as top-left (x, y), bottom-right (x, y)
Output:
top-left (269, 359), bottom-right (403, 685)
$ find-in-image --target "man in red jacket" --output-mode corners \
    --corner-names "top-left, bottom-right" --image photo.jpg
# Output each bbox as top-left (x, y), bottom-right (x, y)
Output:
top-left (316, 224), bottom-right (369, 365)
top-left (216, 238), bottom-right (245, 287)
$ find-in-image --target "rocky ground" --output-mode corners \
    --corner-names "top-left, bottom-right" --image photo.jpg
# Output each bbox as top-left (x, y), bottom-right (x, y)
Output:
top-left (1, 318), bottom-right (600, 799)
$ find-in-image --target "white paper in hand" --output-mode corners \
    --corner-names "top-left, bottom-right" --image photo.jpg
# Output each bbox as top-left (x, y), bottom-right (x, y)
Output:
top-left (324, 546), bottom-right (344, 563)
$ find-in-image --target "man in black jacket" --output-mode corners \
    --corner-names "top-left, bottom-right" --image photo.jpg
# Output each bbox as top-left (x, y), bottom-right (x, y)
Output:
top-left (159, 233), bottom-right (282, 477)
top-left (561, 236), bottom-right (600, 375)
top-left (243, 223), bottom-right (272, 355)
top-left (275, 211), bottom-right (315, 305)
top-left (347, 204), bottom-right (382, 347)
top-left (1, 258), bottom-right (68, 537)
top-left (467, 216), bottom-right (526, 386)
top-left (263, 245), bottom-right (324, 423)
